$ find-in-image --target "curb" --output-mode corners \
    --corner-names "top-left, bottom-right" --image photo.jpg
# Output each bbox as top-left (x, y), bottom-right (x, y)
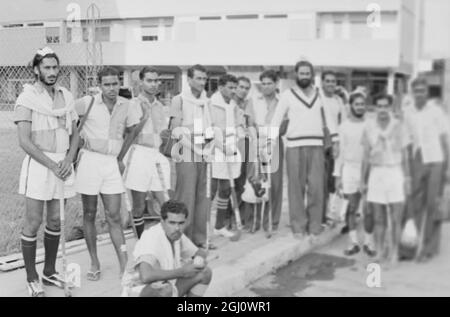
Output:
top-left (205, 226), bottom-right (341, 297)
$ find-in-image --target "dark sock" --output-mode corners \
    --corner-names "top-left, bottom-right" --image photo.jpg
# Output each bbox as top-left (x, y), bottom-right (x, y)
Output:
top-left (215, 197), bottom-right (229, 230)
top-left (43, 227), bottom-right (61, 277)
top-left (133, 217), bottom-right (145, 239)
top-left (21, 233), bottom-right (38, 282)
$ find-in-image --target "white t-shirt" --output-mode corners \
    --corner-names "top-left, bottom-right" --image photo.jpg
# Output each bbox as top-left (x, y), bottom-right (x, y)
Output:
top-left (404, 100), bottom-right (450, 164)
top-left (334, 119), bottom-right (366, 176)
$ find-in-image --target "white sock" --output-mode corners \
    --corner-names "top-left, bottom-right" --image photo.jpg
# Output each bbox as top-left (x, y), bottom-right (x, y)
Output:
top-left (364, 233), bottom-right (374, 248)
top-left (349, 230), bottom-right (358, 245)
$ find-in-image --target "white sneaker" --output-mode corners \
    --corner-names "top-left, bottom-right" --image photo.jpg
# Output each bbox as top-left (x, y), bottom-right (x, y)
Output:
top-left (27, 279), bottom-right (45, 297)
top-left (214, 227), bottom-right (235, 238)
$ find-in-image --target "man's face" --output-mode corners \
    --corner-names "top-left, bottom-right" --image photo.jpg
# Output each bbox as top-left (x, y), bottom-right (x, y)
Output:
top-left (219, 81), bottom-right (237, 102)
top-left (236, 80), bottom-right (251, 100)
top-left (35, 57), bottom-right (59, 86)
top-left (161, 212), bottom-right (186, 242)
top-left (99, 75), bottom-right (120, 100)
top-left (376, 98), bottom-right (393, 126)
top-left (142, 71), bottom-right (160, 96)
top-left (351, 96), bottom-right (366, 117)
top-left (188, 70), bottom-right (207, 94)
top-left (296, 66), bottom-right (313, 89)
top-left (322, 74), bottom-right (337, 95)
top-left (260, 78), bottom-right (277, 97)
top-left (412, 83), bottom-right (428, 106)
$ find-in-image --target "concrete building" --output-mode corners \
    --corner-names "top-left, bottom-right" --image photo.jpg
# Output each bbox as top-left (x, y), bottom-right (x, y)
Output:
top-left (0, 0), bottom-right (448, 108)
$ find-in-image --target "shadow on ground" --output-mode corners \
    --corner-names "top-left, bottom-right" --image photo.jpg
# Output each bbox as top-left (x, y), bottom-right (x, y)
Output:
top-left (250, 253), bottom-right (355, 297)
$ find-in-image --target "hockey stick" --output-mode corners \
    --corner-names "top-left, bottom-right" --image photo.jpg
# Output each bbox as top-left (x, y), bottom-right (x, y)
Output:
top-left (58, 180), bottom-right (72, 297)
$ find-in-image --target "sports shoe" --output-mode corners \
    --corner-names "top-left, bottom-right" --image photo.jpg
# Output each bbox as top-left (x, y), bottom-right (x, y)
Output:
top-left (214, 227), bottom-right (235, 238)
top-left (344, 244), bottom-right (361, 256)
top-left (27, 280), bottom-right (45, 297)
top-left (363, 245), bottom-right (377, 258)
top-left (42, 272), bottom-right (66, 289)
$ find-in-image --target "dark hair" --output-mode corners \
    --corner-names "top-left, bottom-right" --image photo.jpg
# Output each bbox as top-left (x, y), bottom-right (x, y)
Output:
top-left (259, 69), bottom-right (279, 83)
top-left (349, 92), bottom-right (366, 105)
top-left (160, 200), bottom-right (189, 220)
top-left (187, 64), bottom-right (207, 78)
top-left (31, 52), bottom-right (60, 69)
top-left (321, 70), bottom-right (337, 81)
top-left (374, 94), bottom-right (393, 106)
top-left (218, 73), bottom-right (238, 87)
top-left (237, 76), bottom-right (251, 86)
top-left (97, 66), bottom-right (120, 83)
top-left (139, 66), bottom-right (160, 80)
top-left (294, 60), bottom-right (315, 78)
top-left (411, 77), bottom-right (428, 89)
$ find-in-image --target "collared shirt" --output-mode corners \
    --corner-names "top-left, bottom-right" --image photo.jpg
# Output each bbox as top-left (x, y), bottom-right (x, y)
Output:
top-left (252, 94), bottom-right (280, 127)
top-left (320, 90), bottom-right (347, 126)
top-left (75, 94), bottom-right (140, 156)
top-left (14, 82), bottom-right (78, 153)
top-left (404, 100), bottom-right (450, 164)
top-left (129, 94), bottom-right (167, 148)
top-left (361, 117), bottom-right (410, 166)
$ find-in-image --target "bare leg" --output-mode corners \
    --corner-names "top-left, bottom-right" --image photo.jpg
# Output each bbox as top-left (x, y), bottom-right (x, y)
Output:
top-left (100, 193), bottom-right (127, 274)
top-left (81, 194), bottom-right (100, 273)
top-left (389, 203), bottom-right (404, 266)
top-left (372, 203), bottom-right (387, 262)
top-left (176, 267), bottom-right (213, 297)
top-left (130, 190), bottom-right (147, 238)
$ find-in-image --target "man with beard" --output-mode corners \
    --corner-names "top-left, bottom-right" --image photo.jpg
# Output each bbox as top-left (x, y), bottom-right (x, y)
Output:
top-left (123, 67), bottom-right (170, 238)
top-left (360, 95), bottom-right (411, 265)
top-left (14, 47), bottom-right (80, 296)
top-left (74, 67), bottom-right (142, 280)
top-left (269, 61), bottom-right (339, 240)
top-left (404, 78), bottom-right (450, 261)
top-left (335, 92), bottom-right (376, 257)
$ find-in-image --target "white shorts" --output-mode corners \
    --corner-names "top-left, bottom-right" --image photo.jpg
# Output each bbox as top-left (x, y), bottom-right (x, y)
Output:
top-left (75, 150), bottom-right (125, 195)
top-left (342, 163), bottom-right (361, 195)
top-left (212, 149), bottom-right (242, 180)
top-left (19, 152), bottom-right (76, 201)
top-left (124, 145), bottom-right (171, 193)
top-left (367, 165), bottom-right (405, 205)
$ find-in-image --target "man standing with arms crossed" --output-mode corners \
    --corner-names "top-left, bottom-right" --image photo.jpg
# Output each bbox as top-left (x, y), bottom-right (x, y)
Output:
top-left (270, 61), bottom-right (339, 240)
top-left (75, 67), bottom-right (142, 280)
top-left (15, 47), bottom-right (79, 296)
top-left (123, 67), bottom-right (170, 238)
top-left (169, 65), bottom-right (213, 249)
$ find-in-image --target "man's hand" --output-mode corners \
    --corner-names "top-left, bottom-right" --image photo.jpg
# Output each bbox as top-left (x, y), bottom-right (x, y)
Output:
top-left (180, 262), bottom-right (203, 278)
top-left (118, 159), bottom-right (125, 175)
top-left (332, 142), bottom-right (340, 159)
top-left (58, 157), bottom-right (73, 181)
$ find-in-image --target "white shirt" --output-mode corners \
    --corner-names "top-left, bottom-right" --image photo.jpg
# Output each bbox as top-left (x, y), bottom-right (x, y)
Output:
top-left (404, 100), bottom-right (450, 164)
top-left (334, 119), bottom-right (366, 176)
top-left (320, 91), bottom-right (347, 126)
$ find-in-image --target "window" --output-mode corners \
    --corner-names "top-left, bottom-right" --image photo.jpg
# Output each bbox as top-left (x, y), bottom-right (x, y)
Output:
top-left (264, 14), bottom-right (288, 19)
top-left (349, 13), bottom-right (371, 39)
top-left (66, 28), bottom-right (72, 43)
top-left (226, 14), bottom-right (259, 20)
top-left (142, 26), bottom-right (159, 41)
top-left (46, 27), bottom-right (60, 44)
top-left (199, 16), bottom-right (221, 20)
top-left (318, 13), bottom-right (345, 39)
top-left (82, 26), bottom-right (110, 42)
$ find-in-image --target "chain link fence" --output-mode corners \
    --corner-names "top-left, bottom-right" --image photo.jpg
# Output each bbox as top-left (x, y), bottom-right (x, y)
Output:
top-left (0, 25), bottom-right (111, 257)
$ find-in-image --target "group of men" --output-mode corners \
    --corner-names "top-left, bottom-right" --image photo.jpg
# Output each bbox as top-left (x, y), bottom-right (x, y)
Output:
top-left (13, 46), bottom-right (450, 297)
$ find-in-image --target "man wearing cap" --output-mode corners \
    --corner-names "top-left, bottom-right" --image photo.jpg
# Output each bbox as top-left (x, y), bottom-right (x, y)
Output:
top-left (15, 47), bottom-right (79, 296)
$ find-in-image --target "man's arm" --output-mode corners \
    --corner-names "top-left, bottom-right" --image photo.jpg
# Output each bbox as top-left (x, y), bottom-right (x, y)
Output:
top-left (17, 121), bottom-right (60, 178)
top-left (137, 261), bottom-right (202, 284)
top-left (58, 120), bottom-right (80, 180)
